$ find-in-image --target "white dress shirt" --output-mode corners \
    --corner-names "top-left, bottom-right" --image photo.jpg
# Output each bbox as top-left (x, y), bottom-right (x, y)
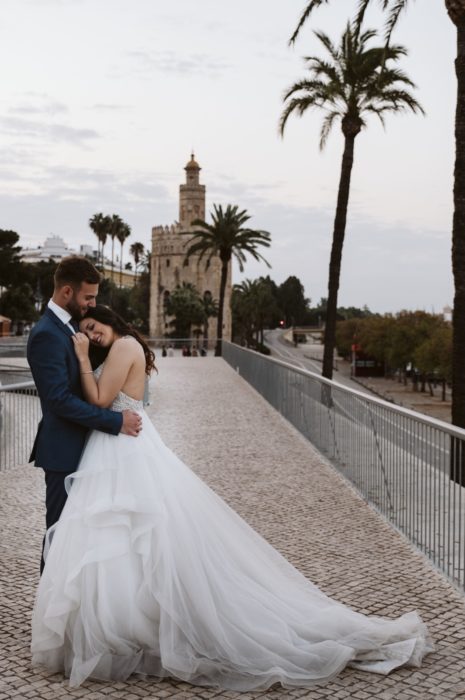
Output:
top-left (47, 299), bottom-right (76, 334)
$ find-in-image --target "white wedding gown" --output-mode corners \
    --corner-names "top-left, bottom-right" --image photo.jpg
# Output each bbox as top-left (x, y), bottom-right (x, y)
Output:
top-left (31, 375), bottom-right (433, 690)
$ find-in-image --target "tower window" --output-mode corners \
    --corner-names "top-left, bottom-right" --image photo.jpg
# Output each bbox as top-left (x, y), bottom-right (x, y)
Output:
top-left (183, 258), bottom-right (189, 267)
top-left (166, 258), bottom-right (170, 267)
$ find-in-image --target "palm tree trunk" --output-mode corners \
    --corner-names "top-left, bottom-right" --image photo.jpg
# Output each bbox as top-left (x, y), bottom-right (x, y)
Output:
top-left (215, 260), bottom-right (229, 356)
top-left (452, 20), bottom-right (465, 429)
top-left (322, 134), bottom-right (356, 379)
top-left (120, 244), bottom-right (123, 287)
top-left (450, 19), bottom-right (465, 485)
top-left (111, 237), bottom-right (115, 278)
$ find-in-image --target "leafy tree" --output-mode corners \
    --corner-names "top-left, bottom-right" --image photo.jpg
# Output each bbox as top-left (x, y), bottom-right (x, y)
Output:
top-left (20, 259), bottom-right (57, 313)
top-left (281, 21), bottom-right (423, 380)
top-left (232, 278), bottom-right (281, 348)
top-left (97, 279), bottom-right (136, 324)
top-left (0, 230), bottom-right (22, 288)
top-left (277, 275), bottom-right (310, 326)
top-left (182, 204), bottom-right (271, 355)
top-left (0, 283), bottom-right (38, 325)
top-left (165, 282), bottom-right (205, 340)
top-left (357, 315), bottom-right (396, 373)
top-left (414, 325), bottom-right (452, 400)
top-left (335, 317), bottom-right (368, 359)
top-left (385, 312), bottom-right (443, 385)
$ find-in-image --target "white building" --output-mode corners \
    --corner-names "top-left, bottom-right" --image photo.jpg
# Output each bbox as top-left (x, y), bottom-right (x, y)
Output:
top-left (20, 235), bottom-right (89, 263)
top-left (21, 235), bottom-right (137, 288)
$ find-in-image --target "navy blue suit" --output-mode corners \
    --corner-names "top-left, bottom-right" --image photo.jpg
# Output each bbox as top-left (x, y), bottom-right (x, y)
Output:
top-left (27, 307), bottom-right (123, 571)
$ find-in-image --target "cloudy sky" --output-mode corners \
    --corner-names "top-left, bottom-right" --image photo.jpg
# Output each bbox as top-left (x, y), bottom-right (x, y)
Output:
top-left (0, 0), bottom-right (454, 313)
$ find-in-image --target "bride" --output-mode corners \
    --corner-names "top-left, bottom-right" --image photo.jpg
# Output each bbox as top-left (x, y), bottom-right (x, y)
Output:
top-left (31, 305), bottom-right (433, 690)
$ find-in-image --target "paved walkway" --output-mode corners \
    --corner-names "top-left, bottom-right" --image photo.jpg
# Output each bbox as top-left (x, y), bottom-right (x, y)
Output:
top-left (1, 358), bottom-right (465, 699)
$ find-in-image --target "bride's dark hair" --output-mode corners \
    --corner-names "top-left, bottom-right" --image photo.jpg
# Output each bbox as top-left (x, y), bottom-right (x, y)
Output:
top-left (84, 305), bottom-right (156, 375)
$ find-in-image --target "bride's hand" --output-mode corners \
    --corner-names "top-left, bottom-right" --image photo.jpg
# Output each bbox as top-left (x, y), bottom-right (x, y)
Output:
top-left (72, 332), bottom-right (90, 361)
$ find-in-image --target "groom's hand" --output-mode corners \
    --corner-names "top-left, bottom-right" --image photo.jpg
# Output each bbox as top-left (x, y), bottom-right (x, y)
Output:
top-left (121, 410), bottom-right (142, 436)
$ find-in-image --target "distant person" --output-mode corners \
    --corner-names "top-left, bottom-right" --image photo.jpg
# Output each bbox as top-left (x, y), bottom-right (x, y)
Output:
top-left (162, 344), bottom-right (167, 358)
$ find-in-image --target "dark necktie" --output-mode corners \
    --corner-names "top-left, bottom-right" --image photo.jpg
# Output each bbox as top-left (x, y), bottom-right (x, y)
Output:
top-left (70, 319), bottom-right (79, 332)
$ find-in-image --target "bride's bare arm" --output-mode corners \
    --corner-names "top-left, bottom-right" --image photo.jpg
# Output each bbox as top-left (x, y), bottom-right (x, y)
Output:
top-left (72, 334), bottom-right (136, 407)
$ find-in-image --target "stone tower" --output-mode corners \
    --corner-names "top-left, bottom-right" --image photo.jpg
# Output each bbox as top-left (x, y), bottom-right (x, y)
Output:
top-left (149, 155), bottom-right (232, 344)
top-left (179, 155), bottom-right (205, 227)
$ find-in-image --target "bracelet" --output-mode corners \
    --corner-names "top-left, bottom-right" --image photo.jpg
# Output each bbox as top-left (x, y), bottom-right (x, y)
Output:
top-left (80, 371), bottom-right (93, 375)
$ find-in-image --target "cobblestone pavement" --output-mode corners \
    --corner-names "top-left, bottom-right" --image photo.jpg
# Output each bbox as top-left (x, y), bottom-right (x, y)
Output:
top-left (2, 357), bottom-right (465, 700)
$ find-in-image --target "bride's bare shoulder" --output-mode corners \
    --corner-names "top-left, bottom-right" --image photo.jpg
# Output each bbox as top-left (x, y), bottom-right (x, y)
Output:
top-left (110, 336), bottom-right (145, 359)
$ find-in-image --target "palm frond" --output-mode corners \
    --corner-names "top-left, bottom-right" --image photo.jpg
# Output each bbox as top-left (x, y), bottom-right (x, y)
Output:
top-left (280, 95), bottom-right (327, 135)
top-left (313, 30), bottom-right (339, 61)
top-left (363, 104), bottom-right (387, 128)
top-left (303, 59), bottom-right (342, 87)
top-left (354, 0), bottom-right (372, 35)
top-left (282, 77), bottom-right (332, 102)
top-left (385, 0), bottom-right (409, 45)
top-left (289, 0), bottom-right (329, 46)
top-left (319, 110), bottom-right (340, 149)
top-left (374, 88), bottom-right (425, 114)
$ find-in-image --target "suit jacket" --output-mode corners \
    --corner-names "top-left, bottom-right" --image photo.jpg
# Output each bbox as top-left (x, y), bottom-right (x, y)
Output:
top-left (27, 307), bottom-right (123, 472)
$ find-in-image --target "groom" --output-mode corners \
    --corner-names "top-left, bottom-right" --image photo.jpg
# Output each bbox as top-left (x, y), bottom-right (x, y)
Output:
top-left (27, 256), bottom-right (142, 572)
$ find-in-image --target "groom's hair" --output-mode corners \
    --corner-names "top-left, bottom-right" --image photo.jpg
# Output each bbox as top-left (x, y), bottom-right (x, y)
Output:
top-left (54, 256), bottom-right (101, 291)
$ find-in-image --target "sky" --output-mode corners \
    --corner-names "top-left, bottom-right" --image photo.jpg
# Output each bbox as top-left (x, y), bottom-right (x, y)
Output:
top-left (0, 0), bottom-right (455, 314)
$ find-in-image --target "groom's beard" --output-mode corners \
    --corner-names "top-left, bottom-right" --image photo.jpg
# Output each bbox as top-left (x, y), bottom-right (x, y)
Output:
top-left (66, 295), bottom-right (86, 321)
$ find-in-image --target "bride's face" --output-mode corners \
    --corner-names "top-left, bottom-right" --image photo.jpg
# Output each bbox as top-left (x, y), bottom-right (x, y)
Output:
top-left (79, 318), bottom-right (116, 348)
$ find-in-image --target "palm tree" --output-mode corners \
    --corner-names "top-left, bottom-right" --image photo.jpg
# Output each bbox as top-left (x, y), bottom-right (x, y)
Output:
top-left (109, 214), bottom-right (123, 275)
top-left (280, 23), bottom-right (423, 380)
top-left (288, 0), bottom-right (465, 430)
top-left (182, 204), bottom-right (271, 356)
top-left (234, 278), bottom-right (281, 347)
top-left (130, 242), bottom-right (145, 283)
top-left (88, 213), bottom-right (108, 268)
top-left (116, 223), bottom-right (131, 287)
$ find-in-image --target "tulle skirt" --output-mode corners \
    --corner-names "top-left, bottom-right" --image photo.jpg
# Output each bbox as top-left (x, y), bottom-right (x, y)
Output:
top-left (31, 410), bottom-right (433, 689)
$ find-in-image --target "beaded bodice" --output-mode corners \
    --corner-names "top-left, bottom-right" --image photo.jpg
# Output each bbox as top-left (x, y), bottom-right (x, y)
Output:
top-left (93, 364), bottom-right (143, 412)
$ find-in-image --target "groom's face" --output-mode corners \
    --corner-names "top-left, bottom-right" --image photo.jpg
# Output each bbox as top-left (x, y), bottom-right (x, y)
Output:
top-left (66, 282), bottom-right (99, 319)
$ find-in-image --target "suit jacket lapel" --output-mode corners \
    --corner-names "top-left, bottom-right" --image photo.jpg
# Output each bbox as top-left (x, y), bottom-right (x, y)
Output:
top-left (44, 307), bottom-right (74, 339)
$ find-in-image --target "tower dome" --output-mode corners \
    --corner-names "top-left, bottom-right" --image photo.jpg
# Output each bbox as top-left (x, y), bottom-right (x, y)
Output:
top-left (185, 153), bottom-right (200, 171)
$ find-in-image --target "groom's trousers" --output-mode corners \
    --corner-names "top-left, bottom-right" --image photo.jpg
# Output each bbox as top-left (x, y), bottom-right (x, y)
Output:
top-left (40, 470), bottom-right (73, 574)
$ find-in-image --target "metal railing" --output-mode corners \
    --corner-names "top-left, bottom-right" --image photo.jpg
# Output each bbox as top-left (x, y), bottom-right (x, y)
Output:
top-left (0, 380), bottom-right (41, 470)
top-left (223, 341), bottom-right (465, 592)
top-left (0, 338), bottom-right (28, 358)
